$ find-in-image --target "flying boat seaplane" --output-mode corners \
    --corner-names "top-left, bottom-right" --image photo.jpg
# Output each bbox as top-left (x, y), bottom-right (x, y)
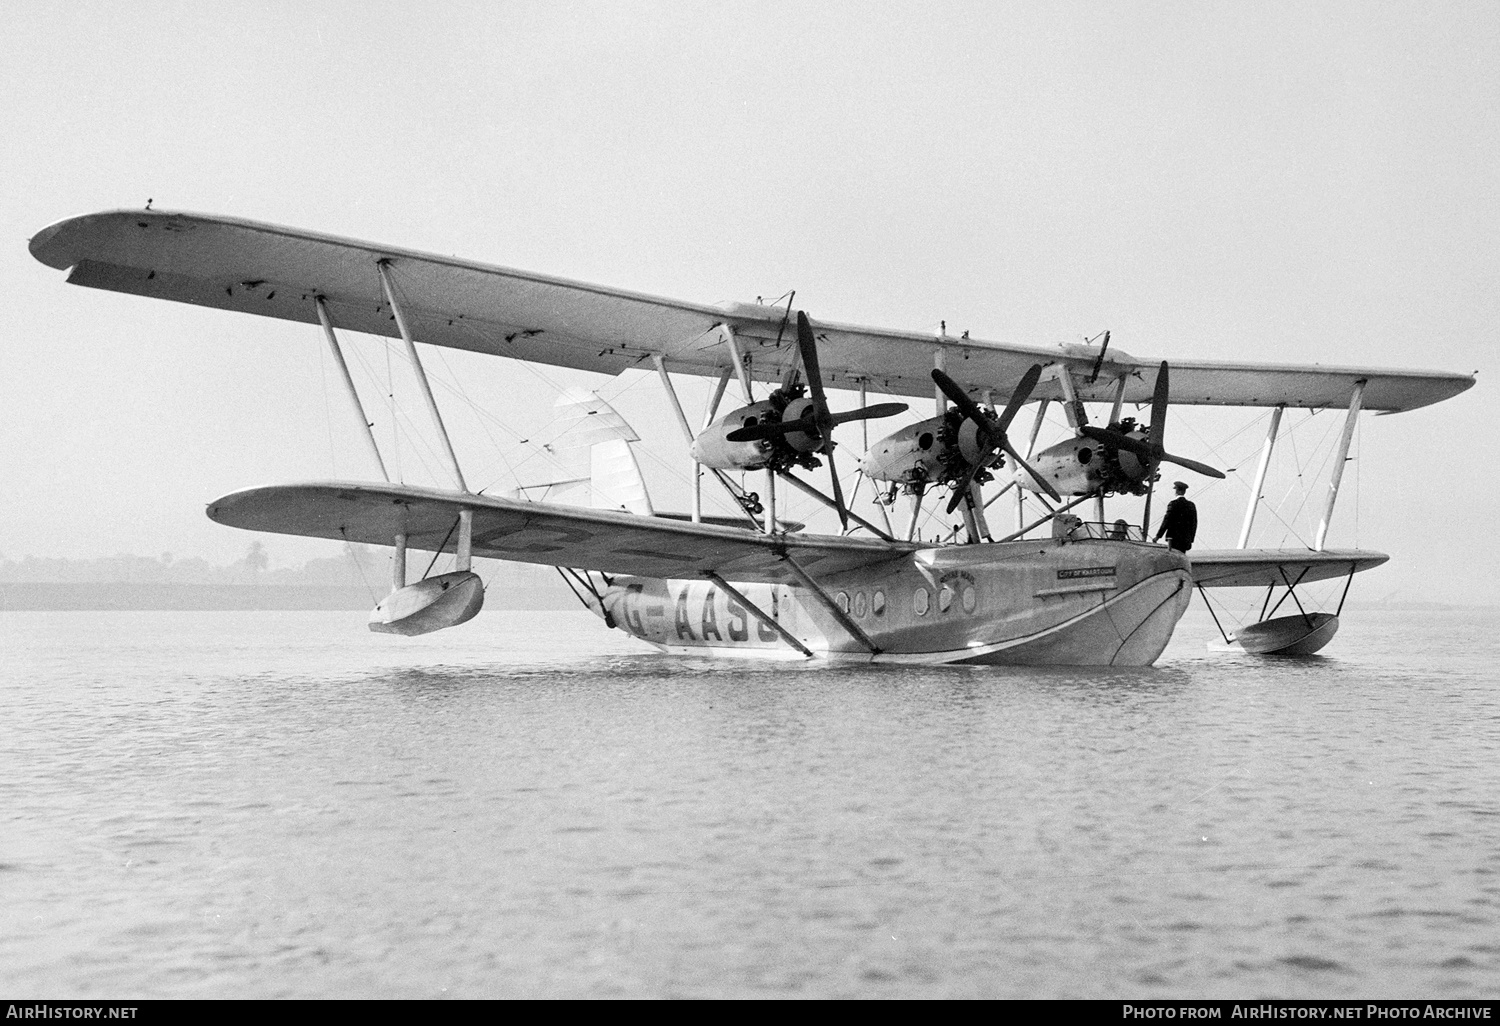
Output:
top-left (28, 210), bottom-right (1476, 663)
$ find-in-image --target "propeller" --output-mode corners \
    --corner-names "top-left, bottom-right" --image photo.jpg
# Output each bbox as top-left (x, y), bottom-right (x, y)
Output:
top-left (1077, 362), bottom-right (1226, 480)
top-left (725, 312), bottom-right (907, 529)
top-left (726, 402), bottom-right (909, 442)
top-left (932, 363), bottom-right (1061, 513)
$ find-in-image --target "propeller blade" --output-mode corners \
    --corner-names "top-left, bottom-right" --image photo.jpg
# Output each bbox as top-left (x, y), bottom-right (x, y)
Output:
top-left (933, 365), bottom-right (1052, 509)
top-left (795, 312), bottom-right (829, 419)
top-left (825, 446), bottom-right (849, 530)
top-left (727, 402), bottom-right (909, 441)
top-left (1149, 361), bottom-right (1169, 448)
top-left (1004, 440), bottom-right (1061, 501)
top-left (1160, 452), bottom-right (1226, 479)
top-left (946, 462), bottom-right (983, 514)
top-left (930, 367), bottom-right (987, 425)
top-left (1079, 425), bottom-right (1155, 461)
top-left (994, 363), bottom-right (1043, 434)
top-left (829, 402), bottom-right (909, 425)
top-left (726, 416), bottom-right (813, 442)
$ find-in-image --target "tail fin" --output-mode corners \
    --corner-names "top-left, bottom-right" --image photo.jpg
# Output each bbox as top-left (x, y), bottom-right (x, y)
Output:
top-left (512, 389), bottom-right (654, 513)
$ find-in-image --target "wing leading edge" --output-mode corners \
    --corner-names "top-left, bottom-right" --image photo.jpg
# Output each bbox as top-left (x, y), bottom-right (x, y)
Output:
top-left (31, 209), bottom-right (1474, 413)
top-left (206, 482), bottom-right (916, 584)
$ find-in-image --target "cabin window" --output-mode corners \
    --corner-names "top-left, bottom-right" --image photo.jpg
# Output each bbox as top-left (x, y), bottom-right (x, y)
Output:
top-left (836, 591), bottom-right (850, 613)
top-left (918, 432), bottom-right (934, 450)
top-left (961, 585), bottom-right (977, 614)
top-left (913, 587), bottom-right (930, 616)
top-left (938, 584), bottom-right (955, 613)
top-left (872, 590), bottom-right (887, 616)
top-left (853, 591), bottom-right (867, 618)
top-left (1078, 447), bottom-right (1093, 464)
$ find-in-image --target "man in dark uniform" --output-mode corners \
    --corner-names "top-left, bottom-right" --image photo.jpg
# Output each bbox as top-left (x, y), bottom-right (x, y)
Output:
top-left (1153, 481), bottom-right (1198, 552)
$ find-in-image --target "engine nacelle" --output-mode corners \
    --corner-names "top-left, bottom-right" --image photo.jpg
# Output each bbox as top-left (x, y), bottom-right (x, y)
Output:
top-left (863, 410), bottom-right (1007, 498)
top-left (1020, 422), bottom-right (1153, 496)
top-left (691, 400), bottom-right (777, 470)
top-left (861, 414), bottom-right (952, 490)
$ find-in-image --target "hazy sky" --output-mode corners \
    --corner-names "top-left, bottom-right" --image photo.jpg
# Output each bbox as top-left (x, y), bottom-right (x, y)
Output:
top-left (3, 1), bottom-right (1495, 603)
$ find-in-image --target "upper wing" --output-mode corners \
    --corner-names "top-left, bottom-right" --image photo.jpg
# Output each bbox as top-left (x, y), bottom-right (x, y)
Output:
top-left (31, 209), bottom-right (1474, 413)
top-left (1189, 548), bottom-right (1389, 589)
top-left (206, 482), bottom-right (915, 583)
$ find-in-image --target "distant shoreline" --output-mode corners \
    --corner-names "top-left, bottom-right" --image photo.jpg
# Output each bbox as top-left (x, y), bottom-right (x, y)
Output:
top-left (0, 583), bottom-right (579, 612)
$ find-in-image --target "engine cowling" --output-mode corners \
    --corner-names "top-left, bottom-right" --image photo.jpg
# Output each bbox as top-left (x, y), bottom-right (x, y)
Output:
top-left (690, 400), bottom-right (778, 470)
top-left (1021, 420), bottom-right (1154, 496)
top-left (862, 410), bottom-right (1003, 491)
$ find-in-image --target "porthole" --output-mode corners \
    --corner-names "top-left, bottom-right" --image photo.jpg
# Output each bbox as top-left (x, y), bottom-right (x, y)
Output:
top-left (836, 591), bottom-right (850, 613)
top-left (918, 432), bottom-right (934, 451)
top-left (872, 590), bottom-right (887, 616)
top-left (913, 587), bottom-right (930, 616)
top-left (1078, 447), bottom-right (1093, 464)
top-left (854, 591), bottom-right (867, 618)
top-left (961, 586), bottom-right (977, 613)
top-left (938, 584), bottom-right (955, 613)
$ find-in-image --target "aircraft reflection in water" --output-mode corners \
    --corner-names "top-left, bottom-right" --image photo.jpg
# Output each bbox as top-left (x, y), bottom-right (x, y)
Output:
top-left (29, 210), bottom-right (1475, 662)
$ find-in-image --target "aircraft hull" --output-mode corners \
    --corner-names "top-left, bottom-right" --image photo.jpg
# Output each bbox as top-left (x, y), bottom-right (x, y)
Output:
top-left (600, 540), bottom-right (1191, 667)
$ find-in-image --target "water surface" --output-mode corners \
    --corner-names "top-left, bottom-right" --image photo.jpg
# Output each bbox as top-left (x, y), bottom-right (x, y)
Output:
top-left (2, 606), bottom-right (1496, 998)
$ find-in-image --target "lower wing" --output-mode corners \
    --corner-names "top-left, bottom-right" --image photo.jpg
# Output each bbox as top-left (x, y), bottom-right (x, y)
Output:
top-left (1189, 548), bottom-right (1388, 588)
top-left (207, 482), bottom-right (914, 584)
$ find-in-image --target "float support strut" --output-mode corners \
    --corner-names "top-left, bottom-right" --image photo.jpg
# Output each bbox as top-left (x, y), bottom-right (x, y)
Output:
top-left (456, 508), bottom-right (473, 572)
top-left (1279, 566), bottom-right (1314, 628)
top-left (1267, 566), bottom-right (1312, 625)
top-left (1196, 583), bottom-right (1232, 644)
top-left (1335, 563), bottom-right (1357, 617)
top-left (392, 532), bottom-right (407, 591)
